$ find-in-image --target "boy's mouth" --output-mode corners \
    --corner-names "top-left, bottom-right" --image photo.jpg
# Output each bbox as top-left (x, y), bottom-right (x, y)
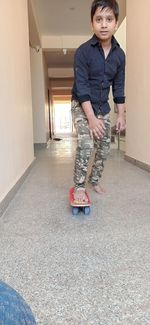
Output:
top-left (100, 31), bottom-right (108, 34)
top-left (99, 31), bottom-right (109, 37)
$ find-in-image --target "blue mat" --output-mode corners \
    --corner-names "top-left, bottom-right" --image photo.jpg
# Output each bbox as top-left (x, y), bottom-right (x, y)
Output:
top-left (0, 281), bottom-right (36, 324)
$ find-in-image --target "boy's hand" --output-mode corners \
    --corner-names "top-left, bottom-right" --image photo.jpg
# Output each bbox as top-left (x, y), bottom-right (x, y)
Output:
top-left (89, 116), bottom-right (106, 139)
top-left (115, 104), bottom-right (126, 133)
top-left (116, 115), bottom-right (126, 133)
top-left (81, 101), bottom-right (105, 139)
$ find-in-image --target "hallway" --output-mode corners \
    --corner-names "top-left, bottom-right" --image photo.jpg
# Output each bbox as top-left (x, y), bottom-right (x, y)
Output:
top-left (0, 139), bottom-right (150, 325)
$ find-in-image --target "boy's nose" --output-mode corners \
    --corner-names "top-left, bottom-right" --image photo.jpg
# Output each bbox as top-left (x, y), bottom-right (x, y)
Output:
top-left (101, 19), bottom-right (107, 27)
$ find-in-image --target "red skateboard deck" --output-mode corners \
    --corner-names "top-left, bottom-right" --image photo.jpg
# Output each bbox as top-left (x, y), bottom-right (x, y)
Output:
top-left (69, 187), bottom-right (91, 215)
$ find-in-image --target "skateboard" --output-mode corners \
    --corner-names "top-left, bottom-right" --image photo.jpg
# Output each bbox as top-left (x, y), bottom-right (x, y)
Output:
top-left (69, 187), bottom-right (91, 216)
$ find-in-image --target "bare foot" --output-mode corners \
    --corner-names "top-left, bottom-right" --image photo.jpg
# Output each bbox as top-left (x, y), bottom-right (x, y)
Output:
top-left (74, 188), bottom-right (88, 203)
top-left (93, 184), bottom-right (106, 194)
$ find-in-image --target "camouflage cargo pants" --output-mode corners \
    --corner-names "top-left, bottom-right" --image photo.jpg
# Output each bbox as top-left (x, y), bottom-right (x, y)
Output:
top-left (71, 100), bottom-right (111, 189)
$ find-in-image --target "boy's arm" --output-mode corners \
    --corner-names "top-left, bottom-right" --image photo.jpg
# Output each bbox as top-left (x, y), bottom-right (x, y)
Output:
top-left (112, 52), bottom-right (126, 132)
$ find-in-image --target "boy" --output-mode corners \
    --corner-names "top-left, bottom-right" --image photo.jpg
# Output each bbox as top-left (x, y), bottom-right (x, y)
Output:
top-left (71, 0), bottom-right (126, 202)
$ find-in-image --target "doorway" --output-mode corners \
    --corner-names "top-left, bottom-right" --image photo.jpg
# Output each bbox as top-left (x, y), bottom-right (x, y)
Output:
top-left (53, 96), bottom-right (73, 137)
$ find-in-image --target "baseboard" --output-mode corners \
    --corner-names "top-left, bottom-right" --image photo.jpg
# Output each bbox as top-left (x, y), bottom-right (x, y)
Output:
top-left (0, 158), bottom-right (36, 218)
top-left (34, 143), bottom-right (47, 149)
top-left (125, 155), bottom-right (150, 173)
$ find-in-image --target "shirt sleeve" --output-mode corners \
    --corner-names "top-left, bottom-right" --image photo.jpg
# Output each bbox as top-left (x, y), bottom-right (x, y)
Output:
top-left (74, 47), bottom-right (91, 103)
top-left (112, 52), bottom-right (126, 104)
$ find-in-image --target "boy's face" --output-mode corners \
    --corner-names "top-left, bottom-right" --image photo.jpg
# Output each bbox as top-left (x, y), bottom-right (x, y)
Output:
top-left (91, 6), bottom-right (118, 42)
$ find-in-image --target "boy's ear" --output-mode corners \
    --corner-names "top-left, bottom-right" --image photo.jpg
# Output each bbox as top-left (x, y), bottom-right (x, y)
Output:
top-left (91, 21), bottom-right (94, 31)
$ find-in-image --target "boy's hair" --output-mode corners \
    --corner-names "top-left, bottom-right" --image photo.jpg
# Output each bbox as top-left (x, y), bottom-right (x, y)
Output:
top-left (91, 0), bottom-right (119, 22)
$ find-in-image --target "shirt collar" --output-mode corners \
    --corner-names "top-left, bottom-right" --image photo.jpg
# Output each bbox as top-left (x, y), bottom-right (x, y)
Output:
top-left (90, 34), bottom-right (119, 49)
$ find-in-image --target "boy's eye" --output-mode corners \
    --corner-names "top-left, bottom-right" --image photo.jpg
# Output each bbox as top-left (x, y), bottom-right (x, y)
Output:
top-left (95, 16), bottom-right (114, 23)
top-left (96, 18), bottom-right (102, 22)
top-left (106, 16), bottom-right (114, 22)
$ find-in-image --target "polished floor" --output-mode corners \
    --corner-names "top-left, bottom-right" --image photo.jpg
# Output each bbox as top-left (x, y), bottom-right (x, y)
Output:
top-left (0, 138), bottom-right (150, 325)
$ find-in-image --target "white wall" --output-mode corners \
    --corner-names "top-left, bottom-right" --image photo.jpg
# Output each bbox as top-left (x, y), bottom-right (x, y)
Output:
top-left (30, 48), bottom-right (45, 143)
top-left (126, 0), bottom-right (150, 165)
top-left (0, 0), bottom-right (34, 202)
top-left (30, 48), bottom-right (49, 144)
top-left (43, 54), bottom-right (50, 142)
top-left (115, 17), bottom-right (126, 51)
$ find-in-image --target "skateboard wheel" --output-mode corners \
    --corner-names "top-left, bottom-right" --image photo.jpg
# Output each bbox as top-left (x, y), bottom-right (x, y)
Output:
top-left (72, 207), bottom-right (79, 215)
top-left (84, 207), bottom-right (91, 215)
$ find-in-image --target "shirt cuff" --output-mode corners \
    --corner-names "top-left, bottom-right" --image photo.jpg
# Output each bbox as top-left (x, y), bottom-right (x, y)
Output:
top-left (114, 97), bottom-right (125, 104)
top-left (78, 95), bottom-right (91, 103)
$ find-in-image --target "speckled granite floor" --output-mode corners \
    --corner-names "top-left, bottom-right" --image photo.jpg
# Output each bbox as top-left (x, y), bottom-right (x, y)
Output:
top-left (0, 138), bottom-right (150, 325)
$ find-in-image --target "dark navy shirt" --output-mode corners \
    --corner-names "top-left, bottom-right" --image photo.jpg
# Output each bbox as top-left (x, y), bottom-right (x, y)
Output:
top-left (72, 34), bottom-right (125, 116)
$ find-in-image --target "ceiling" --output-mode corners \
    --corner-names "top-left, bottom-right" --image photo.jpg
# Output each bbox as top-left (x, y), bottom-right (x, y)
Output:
top-left (33, 0), bottom-right (92, 36)
top-left (32, 0), bottom-right (126, 74)
top-left (44, 49), bottom-right (75, 68)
